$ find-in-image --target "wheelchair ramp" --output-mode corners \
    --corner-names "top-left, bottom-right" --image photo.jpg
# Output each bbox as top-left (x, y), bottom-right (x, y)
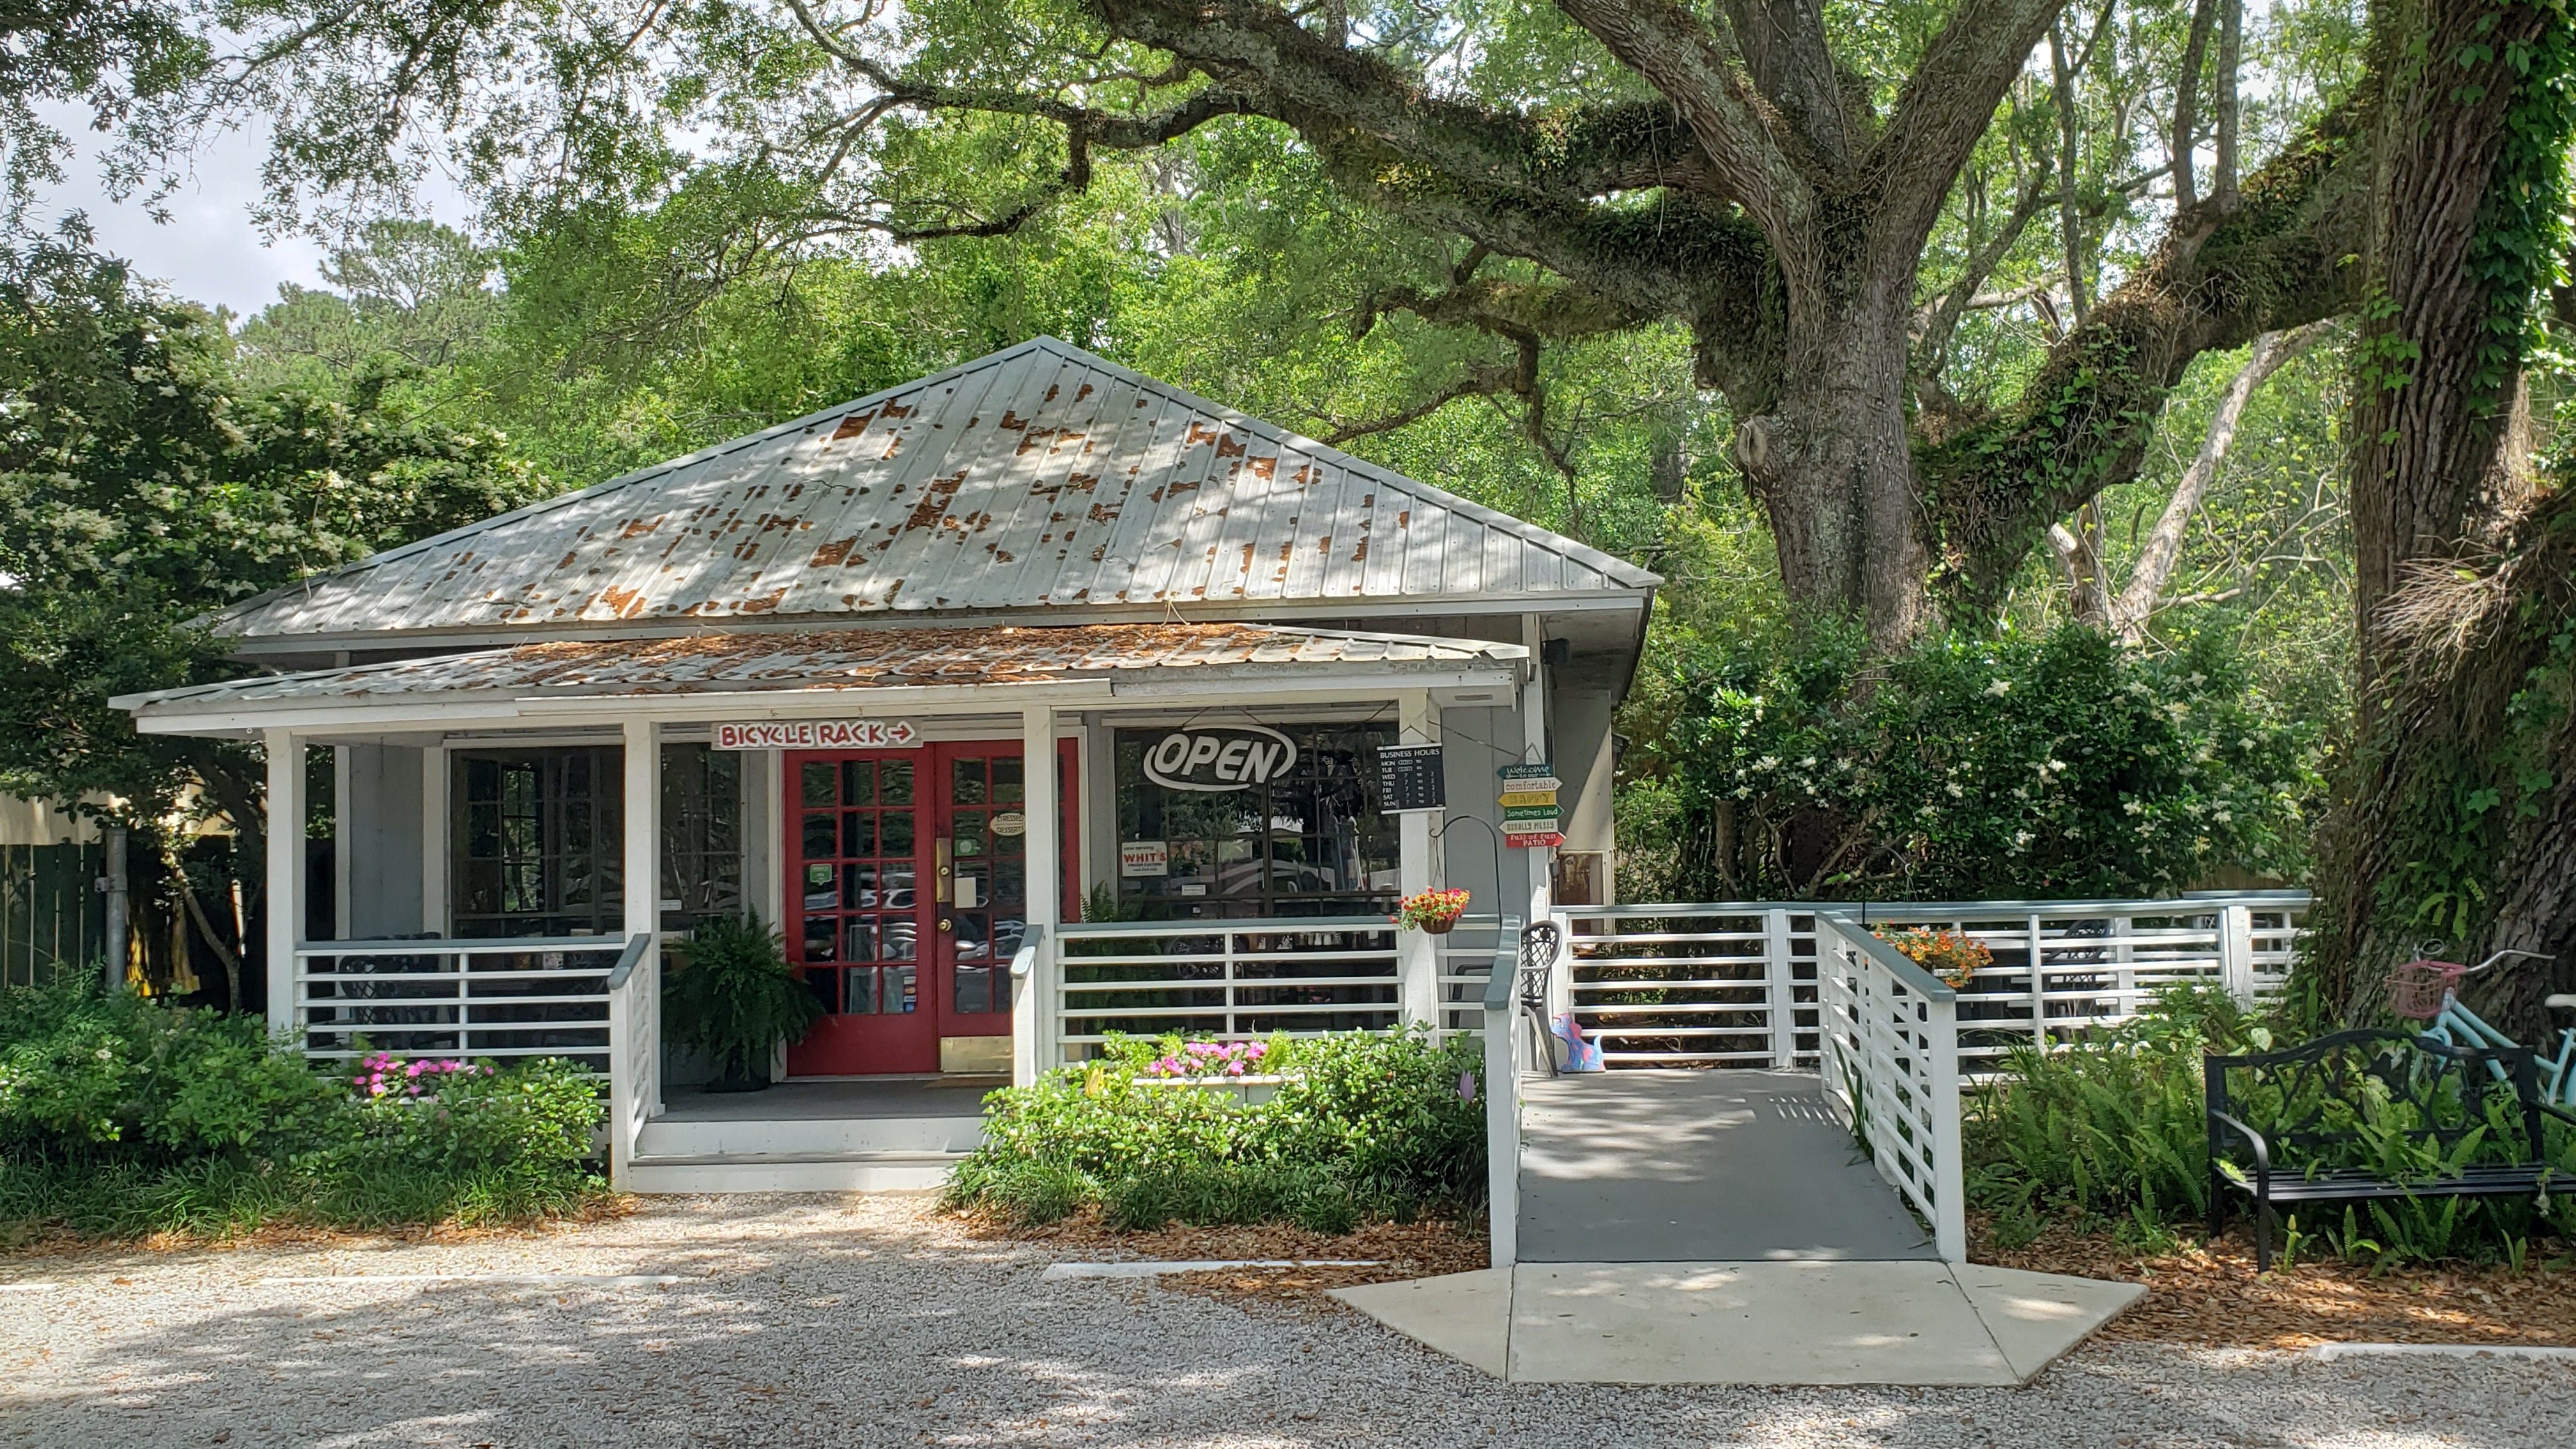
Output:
top-left (1515, 1069), bottom-right (1938, 1262)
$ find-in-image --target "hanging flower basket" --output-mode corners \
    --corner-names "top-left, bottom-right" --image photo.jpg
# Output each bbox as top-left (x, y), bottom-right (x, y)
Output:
top-left (1395, 887), bottom-right (1471, 933)
top-left (1878, 928), bottom-right (1991, 991)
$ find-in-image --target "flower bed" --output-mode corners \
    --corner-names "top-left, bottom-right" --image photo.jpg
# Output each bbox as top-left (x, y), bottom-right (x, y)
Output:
top-left (943, 1027), bottom-right (1485, 1233)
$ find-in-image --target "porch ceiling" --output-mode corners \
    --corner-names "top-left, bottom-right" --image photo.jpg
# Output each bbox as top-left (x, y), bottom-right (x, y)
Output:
top-left (114, 622), bottom-right (1526, 732)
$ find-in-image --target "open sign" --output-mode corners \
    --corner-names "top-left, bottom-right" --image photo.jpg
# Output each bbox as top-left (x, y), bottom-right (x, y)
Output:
top-left (1143, 725), bottom-right (1300, 792)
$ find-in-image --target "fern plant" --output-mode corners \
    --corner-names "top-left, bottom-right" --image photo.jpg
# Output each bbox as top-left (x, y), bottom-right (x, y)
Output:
top-left (661, 913), bottom-right (820, 1090)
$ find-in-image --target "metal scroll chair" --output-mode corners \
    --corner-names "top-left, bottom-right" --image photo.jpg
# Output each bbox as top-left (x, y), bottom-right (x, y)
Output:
top-left (1518, 920), bottom-right (1562, 1076)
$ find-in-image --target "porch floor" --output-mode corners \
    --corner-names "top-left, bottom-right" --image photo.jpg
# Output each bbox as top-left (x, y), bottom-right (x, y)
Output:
top-left (1515, 1069), bottom-right (1938, 1262)
top-left (657, 1076), bottom-right (1001, 1124)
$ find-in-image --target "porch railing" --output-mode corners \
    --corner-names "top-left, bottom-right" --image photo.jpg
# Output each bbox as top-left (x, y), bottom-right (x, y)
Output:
top-left (1814, 911), bottom-right (1966, 1262)
top-left (1559, 891), bottom-right (2308, 1071)
top-left (289, 935), bottom-right (629, 1070)
top-left (1436, 915), bottom-right (1510, 1039)
top-left (1480, 916), bottom-right (1524, 1268)
top-left (602, 934), bottom-right (656, 1186)
top-left (1052, 915), bottom-right (1402, 1060)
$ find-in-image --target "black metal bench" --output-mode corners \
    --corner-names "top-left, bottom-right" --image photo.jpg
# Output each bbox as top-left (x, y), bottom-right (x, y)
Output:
top-left (2205, 1029), bottom-right (2561, 1270)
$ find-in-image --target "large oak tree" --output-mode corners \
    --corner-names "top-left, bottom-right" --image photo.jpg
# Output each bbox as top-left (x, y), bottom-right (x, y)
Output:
top-left (141, 0), bottom-right (2371, 647)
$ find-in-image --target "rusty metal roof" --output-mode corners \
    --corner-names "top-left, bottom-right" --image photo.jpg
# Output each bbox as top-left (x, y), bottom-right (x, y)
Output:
top-left (214, 337), bottom-right (1659, 644)
top-left (119, 624), bottom-right (1526, 713)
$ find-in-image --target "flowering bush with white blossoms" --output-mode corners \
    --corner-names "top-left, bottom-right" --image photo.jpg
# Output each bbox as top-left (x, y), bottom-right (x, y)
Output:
top-left (1652, 624), bottom-right (2316, 898)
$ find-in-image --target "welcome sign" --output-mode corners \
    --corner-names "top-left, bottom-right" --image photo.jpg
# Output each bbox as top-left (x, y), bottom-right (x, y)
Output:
top-left (713, 719), bottom-right (922, 750)
top-left (1142, 725), bottom-right (1299, 792)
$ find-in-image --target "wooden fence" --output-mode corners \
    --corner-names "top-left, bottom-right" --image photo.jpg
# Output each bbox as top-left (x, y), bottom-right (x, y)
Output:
top-left (0, 842), bottom-right (107, 988)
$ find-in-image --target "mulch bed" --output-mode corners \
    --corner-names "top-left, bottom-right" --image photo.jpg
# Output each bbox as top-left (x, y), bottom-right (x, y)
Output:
top-left (0, 1195), bottom-right (638, 1257)
top-left (1974, 1213), bottom-right (2576, 1349)
top-left (954, 1208), bottom-right (1490, 1311)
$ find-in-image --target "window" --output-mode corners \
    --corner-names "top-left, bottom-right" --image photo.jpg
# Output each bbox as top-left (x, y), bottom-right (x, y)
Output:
top-left (451, 744), bottom-right (741, 938)
top-left (454, 749), bottom-right (618, 938)
top-left (1114, 723), bottom-right (1399, 919)
top-left (659, 744), bottom-right (742, 931)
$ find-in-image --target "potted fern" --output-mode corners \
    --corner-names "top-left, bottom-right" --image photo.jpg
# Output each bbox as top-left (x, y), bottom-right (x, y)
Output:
top-left (663, 912), bottom-right (822, 1092)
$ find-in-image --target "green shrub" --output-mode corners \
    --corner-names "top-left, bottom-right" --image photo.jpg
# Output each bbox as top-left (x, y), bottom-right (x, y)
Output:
top-left (1966, 986), bottom-right (2576, 1266)
top-left (944, 1025), bottom-right (1484, 1230)
top-left (1664, 623), bottom-right (2317, 898)
top-left (0, 980), bottom-right (609, 1241)
top-left (0, 981), bottom-right (345, 1160)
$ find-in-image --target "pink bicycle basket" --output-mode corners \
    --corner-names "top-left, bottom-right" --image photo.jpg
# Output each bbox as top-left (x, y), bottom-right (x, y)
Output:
top-left (2387, 958), bottom-right (2467, 1020)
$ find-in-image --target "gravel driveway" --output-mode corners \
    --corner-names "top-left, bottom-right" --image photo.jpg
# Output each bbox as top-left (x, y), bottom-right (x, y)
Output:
top-left (1, 1195), bottom-right (2564, 1448)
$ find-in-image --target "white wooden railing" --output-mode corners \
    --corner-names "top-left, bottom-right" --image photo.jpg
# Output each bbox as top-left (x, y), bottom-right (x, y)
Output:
top-left (1480, 916), bottom-right (1525, 1268)
top-left (602, 935), bottom-right (656, 1187)
top-left (1436, 915), bottom-right (1511, 1038)
top-left (291, 935), bottom-right (634, 1068)
top-left (1558, 891), bottom-right (2307, 1071)
top-left (1814, 911), bottom-right (1966, 1262)
top-left (1052, 916), bottom-right (1401, 1060)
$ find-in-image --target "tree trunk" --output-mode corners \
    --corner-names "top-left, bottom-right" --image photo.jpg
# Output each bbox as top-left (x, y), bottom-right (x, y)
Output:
top-left (2345, 0), bottom-right (2542, 677)
top-left (1731, 275), bottom-right (1928, 647)
top-left (2301, 0), bottom-right (2570, 1029)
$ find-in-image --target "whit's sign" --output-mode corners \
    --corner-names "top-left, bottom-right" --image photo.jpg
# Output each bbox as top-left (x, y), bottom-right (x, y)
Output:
top-left (713, 719), bottom-right (922, 750)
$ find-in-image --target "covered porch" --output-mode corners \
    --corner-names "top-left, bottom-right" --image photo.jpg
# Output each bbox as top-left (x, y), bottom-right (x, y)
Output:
top-left (118, 621), bottom-right (1548, 1189)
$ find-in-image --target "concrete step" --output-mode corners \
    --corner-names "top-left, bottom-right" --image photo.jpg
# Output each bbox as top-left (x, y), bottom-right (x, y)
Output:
top-left (632, 1114), bottom-right (983, 1159)
top-left (625, 1149), bottom-right (967, 1194)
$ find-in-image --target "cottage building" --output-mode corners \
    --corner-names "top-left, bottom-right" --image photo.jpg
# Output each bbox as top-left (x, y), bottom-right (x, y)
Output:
top-left (116, 337), bottom-right (1659, 1187)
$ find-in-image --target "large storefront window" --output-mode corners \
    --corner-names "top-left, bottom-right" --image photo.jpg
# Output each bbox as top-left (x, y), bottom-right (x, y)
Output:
top-left (1114, 722), bottom-right (1399, 919)
top-left (452, 744), bottom-right (740, 937)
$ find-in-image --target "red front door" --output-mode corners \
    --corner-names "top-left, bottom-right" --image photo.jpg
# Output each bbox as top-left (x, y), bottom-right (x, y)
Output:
top-left (784, 740), bottom-right (1076, 1076)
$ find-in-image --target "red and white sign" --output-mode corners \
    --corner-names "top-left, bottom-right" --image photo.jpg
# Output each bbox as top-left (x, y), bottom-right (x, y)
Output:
top-left (713, 719), bottom-right (921, 750)
top-left (1505, 829), bottom-right (1566, 850)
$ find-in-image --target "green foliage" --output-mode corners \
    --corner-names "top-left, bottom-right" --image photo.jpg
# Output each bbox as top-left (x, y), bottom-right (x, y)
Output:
top-left (0, 236), bottom-right (548, 839)
top-left (0, 979), bottom-right (606, 1240)
top-left (661, 913), bottom-right (821, 1084)
top-left (0, 979), bottom-right (343, 1158)
top-left (944, 1027), bottom-right (1484, 1230)
top-left (1968, 988), bottom-right (2576, 1267)
top-left (1664, 622), bottom-right (2319, 899)
top-left (1969, 986), bottom-right (2270, 1245)
top-left (2461, 0), bottom-right (2576, 403)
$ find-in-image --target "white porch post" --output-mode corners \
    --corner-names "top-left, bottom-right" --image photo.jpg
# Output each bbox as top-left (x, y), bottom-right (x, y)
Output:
top-left (622, 718), bottom-right (663, 1107)
top-left (330, 747), bottom-right (353, 940)
top-left (420, 744), bottom-right (447, 935)
top-left (1397, 689), bottom-right (1440, 1028)
top-left (1519, 616), bottom-right (1553, 926)
top-left (1017, 704), bottom-right (1061, 1085)
top-left (262, 729), bottom-right (306, 1038)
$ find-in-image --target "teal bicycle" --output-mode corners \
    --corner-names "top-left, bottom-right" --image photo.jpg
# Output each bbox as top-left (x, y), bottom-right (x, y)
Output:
top-left (2391, 948), bottom-right (2576, 1107)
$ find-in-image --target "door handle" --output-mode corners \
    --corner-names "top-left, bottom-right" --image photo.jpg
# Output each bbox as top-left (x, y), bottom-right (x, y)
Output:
top-left (937, 917), bottom-right (953, 933)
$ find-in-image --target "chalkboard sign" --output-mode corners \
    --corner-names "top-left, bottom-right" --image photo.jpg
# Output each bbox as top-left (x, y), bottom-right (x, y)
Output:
top-left (1376, 744), bottom-right (1447, 813)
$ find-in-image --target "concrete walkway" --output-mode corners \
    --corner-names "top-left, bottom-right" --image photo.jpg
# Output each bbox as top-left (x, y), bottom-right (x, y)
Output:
top-left (1330, 1068), bottom-right (2142, 1384)
top-left (1518, 1069), bottom-right (1936, 1262)
top-left (1334, 1260), bottom-right (2143, 1385)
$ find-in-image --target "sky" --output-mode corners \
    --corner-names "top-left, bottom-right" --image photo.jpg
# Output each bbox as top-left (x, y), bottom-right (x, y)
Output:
top-left (29, 105), bottom-right (468, 319)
